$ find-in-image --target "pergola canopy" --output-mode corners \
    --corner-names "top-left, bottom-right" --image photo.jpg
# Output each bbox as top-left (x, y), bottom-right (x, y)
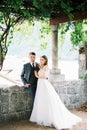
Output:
top-left (0, 0), bottom-right (87, 22)
top-left (50, 12), bottom-right (87, 25)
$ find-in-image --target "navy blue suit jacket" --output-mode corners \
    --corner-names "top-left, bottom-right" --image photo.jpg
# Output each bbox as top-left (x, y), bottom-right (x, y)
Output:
top-left (21, 62), bottom-right (39, 86)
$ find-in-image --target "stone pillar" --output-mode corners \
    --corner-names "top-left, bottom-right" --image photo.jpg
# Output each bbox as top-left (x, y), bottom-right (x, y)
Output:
top-left (49, 25), bottom-right (65, 82)
top-left (79, 45), bottom-right (86, 78)
top-left (51, 25), bottom-right (58, 69)
top-left (85, 45), bottom-right (87, 70)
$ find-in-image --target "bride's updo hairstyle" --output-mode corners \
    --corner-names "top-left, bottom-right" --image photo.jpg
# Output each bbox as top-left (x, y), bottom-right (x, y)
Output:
top-left (41, 55), bottom-right (48, 65)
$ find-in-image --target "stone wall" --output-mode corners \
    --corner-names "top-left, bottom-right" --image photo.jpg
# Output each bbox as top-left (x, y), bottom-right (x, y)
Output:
top-left (0, 79), bottom-right (87, 123)
top-left (0, 86), bottom-right (32, 123)
top-left (52, 80), bottom-right (87, 109)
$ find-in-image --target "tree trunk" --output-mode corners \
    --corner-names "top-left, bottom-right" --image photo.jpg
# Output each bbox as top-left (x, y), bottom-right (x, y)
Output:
top-left (0, 44), bottom-right (3, 70)
top-left (0, 44), bottom-right (1, 70)
top-left (85, 45), bottom-right (87, 70)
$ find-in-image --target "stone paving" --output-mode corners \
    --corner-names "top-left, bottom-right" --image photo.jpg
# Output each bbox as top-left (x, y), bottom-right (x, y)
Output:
top-left (0, 110), bottom-right (87, 130)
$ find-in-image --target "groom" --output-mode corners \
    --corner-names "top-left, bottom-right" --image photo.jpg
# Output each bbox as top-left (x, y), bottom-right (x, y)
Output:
top-left (21, 52), bottom-right (39, 105)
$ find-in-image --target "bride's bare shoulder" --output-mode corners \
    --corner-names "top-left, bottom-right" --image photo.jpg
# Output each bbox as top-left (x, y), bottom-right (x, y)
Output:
top-left (43, 65), bottom-right (49, 71)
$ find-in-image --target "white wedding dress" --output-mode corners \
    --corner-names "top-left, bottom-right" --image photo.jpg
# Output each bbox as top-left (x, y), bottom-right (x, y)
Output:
top-left (30, 68), bottom-right (82, 130)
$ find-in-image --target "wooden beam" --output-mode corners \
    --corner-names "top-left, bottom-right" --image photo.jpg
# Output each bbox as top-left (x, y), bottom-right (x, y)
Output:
top-left (50, 12), bottom-right (87, 25)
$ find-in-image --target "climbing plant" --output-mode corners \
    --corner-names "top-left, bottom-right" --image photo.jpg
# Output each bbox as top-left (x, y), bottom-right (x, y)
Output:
top-left (0, 0), bottom-right (87, 69)
top-left (70, 20), bottom-right (87, 69)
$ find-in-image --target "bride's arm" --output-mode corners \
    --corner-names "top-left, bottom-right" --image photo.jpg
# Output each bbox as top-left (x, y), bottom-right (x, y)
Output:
top-left (43, 66), bottom-right (49, 79)
top-left (34, 71), bottom-right (45, 79)
top-left (34, 65), bottom-right (49, 79)
top-left (34, 71), bottom-right (39, 78)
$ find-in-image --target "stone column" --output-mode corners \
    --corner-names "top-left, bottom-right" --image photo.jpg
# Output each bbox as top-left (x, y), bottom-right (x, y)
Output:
top-left (79, 45), bottom-right (86, 78)
top-left (85, 45), bottom-right (87, 70)
top-left (51, 25), bottom-right (58, 69)
top-left (49, 25), bottom-right (65, 82)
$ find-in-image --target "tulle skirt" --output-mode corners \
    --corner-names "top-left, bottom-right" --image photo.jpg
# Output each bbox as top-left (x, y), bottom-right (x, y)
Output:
top-left (30, 79), bottom-right (82, 129)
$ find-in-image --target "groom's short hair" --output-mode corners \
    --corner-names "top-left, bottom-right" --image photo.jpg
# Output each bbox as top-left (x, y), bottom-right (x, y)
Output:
top-left (29, 52), bottom-right (36, 56)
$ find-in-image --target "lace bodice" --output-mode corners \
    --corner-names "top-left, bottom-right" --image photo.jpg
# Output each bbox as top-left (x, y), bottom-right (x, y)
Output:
top-left (38, 66), bottom-right (49, 78)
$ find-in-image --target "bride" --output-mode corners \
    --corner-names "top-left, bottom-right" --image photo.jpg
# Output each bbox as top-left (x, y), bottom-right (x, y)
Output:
top-left (30, 55), bottom-right (82, 130)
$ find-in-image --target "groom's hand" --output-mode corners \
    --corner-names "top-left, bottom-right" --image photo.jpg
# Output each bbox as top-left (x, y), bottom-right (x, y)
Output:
top-left (25, 83), bottom-right (31, 88)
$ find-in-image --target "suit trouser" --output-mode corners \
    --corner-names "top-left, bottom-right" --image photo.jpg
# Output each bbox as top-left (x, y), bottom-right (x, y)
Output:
top-left (29, 85), bottom-right (36, 105)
